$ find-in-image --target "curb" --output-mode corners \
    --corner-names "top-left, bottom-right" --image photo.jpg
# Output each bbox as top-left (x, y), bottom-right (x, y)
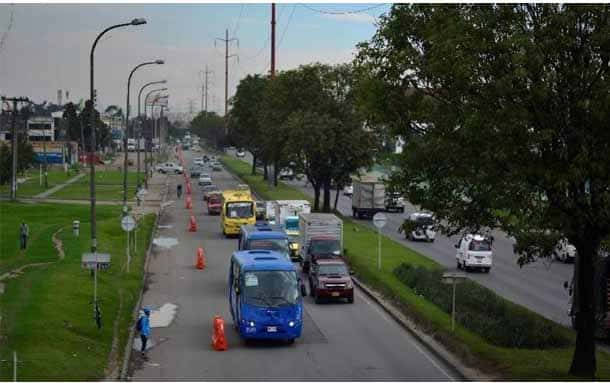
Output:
top-left (352, 276), bottom-right (491, 381)
top-left (118, 174), bottom-right (169, 381)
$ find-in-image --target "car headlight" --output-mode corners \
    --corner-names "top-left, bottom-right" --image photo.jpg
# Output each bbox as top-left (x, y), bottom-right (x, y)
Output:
top-left (346, 280), bottom-right (353, 288)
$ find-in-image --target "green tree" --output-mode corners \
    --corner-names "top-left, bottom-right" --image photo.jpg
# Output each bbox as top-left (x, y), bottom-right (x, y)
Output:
top-left (190, 111), bottom-right (225, 149)
top-left (0, 142), bottom-right (10, 185)
top-left (62, 102), bottom-right (81, 142)
top-left (228, 74), bottom-right (270, 175)
top-left (357, 4), bottom-right (610, 377)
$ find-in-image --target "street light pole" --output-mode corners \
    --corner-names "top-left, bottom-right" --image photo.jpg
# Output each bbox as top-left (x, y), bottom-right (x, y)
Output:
top-left (89, 18), bottom-right (146, 254)
top-left (137, 80), bottom-right (166, 189)
top-left (151, 95), bottom-right (168, 165)
top-left (89, 18), bottom-right (146, 330)
top-left (143, 87), bottom-right (167, 185)
top-left (123, 60), bottom-right (164, 214)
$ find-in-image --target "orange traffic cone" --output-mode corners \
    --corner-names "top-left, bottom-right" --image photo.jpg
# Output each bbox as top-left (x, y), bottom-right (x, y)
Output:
top-left (189, 215), bottom-right (197, 232)
top-left (186, 182), bottom-right (192, 195)
top-left (212, 315), bottom-right (228, 351)
top-left (196, 247), bottom-right (206, 269)
top-left (185, 195), bottom-right (192, 209)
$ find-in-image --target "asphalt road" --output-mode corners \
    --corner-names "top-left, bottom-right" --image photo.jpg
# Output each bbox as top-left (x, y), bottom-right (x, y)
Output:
top-left (229, 149), bottom-right (574, 326)
top-left (130, 148), bottom-right (456, 381)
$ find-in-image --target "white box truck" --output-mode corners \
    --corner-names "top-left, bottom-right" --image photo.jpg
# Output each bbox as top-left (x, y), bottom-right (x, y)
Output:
top-left (299, 213), bottom-right (343, 273)
top-left (352, 177), bottom-right (386, 219)
top-left (273, 200), bottom-right (311, 260)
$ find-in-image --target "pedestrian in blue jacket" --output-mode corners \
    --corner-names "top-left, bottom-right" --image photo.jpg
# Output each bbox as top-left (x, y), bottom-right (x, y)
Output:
top-left (137, 308), bottom-right (151, 356)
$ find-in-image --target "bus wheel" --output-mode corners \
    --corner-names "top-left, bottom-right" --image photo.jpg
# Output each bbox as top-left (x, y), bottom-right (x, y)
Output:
top-left (286, 338), bottom-right (295, 345)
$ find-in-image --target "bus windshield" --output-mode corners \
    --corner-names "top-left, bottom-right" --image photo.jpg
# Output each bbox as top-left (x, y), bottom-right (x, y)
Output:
top-left (226, 202), bottom-right (254, 218)
top-left (248, 239), bottom-right (290, 259)
top-left (242, 270), bottom-right (299, 307)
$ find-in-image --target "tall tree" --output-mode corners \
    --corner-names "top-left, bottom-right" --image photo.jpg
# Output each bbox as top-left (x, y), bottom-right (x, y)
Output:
top-left (190, 111), bottom-right (225, 149)
top-left (62, 102), bottom-right (81, 142)
top-left (357, 4), bottom-right (610, 377)
top-left (228, 74), bottom-right (270, 175)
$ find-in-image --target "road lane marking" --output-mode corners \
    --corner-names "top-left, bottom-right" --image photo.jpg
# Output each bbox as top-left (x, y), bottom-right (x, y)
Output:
top-left (357, 288), bottom-right (455, 381)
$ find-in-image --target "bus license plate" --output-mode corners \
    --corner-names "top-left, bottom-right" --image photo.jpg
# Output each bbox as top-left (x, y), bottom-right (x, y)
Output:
top-left (267, 326), bottom-right (277, 333)
top-left (331, 292), bottom-right (340, 297)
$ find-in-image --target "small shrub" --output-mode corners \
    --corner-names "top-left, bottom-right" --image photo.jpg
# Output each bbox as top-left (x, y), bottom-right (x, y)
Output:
top-left (393, 263), bottom-right (572, 349)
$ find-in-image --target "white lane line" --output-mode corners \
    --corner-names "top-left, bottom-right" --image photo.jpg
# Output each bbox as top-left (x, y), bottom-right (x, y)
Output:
top-left (357, 288), bottom-right (455, 381)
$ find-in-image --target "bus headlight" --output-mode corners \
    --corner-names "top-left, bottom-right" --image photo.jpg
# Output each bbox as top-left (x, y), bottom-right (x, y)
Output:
top-left (249, 321), bottom-right (255, 327)
top-left (288, 321), bottom-right (295, 327)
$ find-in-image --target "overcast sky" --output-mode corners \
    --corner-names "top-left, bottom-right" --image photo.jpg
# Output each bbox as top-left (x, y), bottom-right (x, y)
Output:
top-left (0, 3), bottom-right (390, 120)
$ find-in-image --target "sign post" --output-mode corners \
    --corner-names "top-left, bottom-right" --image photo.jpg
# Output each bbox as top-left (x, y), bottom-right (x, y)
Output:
top-left (121, 215), bottom-right (136, 272)
top-left (373, 212), bottom-right (387, 271)
top-left (441, 271), bottom-right (467, 332)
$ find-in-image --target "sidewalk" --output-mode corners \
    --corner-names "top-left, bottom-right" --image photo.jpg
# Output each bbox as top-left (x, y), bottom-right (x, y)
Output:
top-left (33, 171), bottom-right (86, 198)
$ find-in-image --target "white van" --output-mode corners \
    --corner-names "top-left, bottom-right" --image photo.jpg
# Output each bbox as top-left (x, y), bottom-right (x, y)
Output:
top-left (455, 233), bottom-right (492, 272)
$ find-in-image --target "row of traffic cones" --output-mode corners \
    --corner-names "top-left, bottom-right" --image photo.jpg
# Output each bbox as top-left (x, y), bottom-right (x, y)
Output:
top-left (177, 146), bottom-right (227, 352)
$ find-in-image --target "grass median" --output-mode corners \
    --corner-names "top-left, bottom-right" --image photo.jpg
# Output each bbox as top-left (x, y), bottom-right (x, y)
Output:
top-left (220, 153), bottom-right (610, 380)
top-left (0, 168), bottom-right (80, 198)
top-left (0, 201), bottom-right (155, 380)
top-left (51, 169), bottom-right (139, 201)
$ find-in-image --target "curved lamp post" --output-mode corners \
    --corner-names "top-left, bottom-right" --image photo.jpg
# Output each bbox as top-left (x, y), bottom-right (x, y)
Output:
top-left (123, 59), bottom-right (164, 211)
top-left (88, 18), bottom-right (146, 330)
top-left (144, 87), bottom-right (167, 183)
top-left (137, 80), bottom-right (166, 189)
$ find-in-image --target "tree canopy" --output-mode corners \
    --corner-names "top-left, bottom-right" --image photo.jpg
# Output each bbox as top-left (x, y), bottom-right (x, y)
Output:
top-left (356, 4), bottom-right (610, 377)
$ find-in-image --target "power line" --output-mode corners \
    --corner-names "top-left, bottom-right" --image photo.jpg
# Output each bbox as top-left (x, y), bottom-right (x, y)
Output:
top-left (299, 3), bottom-right (388, 15)
top-left (278, 4), bottom-right (296, 49)
top-left (0, 4), bottom-right (14, 56)
top-left (232, 4), bottom-right (245, 37)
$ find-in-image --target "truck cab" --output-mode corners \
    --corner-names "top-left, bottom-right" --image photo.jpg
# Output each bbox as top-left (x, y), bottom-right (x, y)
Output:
top-left (455, 233), bottom-right (493, 272)
top-left (308, 258), bottom-right (354, 304)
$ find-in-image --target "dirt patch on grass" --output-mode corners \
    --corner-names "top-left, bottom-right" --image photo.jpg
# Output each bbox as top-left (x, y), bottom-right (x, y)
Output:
top-left (51, 228), bottom-right (65, 260)
top-left (105, 289), bottom-right (124, 379)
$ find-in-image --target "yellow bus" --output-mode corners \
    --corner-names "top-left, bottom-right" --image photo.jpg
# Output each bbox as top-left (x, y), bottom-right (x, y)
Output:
top-left (221, 189), bottom-right (255, 237)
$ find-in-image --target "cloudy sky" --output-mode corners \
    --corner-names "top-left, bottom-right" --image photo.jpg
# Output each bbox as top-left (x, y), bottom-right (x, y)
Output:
top-left (0, 3), bottom-right (390, 119)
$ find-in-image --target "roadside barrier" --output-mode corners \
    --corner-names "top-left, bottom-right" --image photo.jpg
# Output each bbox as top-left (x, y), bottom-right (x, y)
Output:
top-left (189, 215), bottom-right (197, 232)
top-left (212, 315), bottom-right (228, 351)
top-left (196, 247), bottom-right (206, 270)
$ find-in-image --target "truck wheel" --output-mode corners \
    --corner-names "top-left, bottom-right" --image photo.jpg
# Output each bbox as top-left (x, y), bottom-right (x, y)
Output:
top-left (314, 294), bottom-right (321, 304)
top-left (400, 207), bottom-right (405, 213)
top-left (485, 267), bottom-right (491, 273)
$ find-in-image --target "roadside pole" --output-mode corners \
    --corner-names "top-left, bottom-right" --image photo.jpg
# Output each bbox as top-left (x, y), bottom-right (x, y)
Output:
top-left (121, 215), bottom-right (136, 273)
top-left (373, 213), bottom-right (387, 272)
top-left (13, 351), bottom-right (17, 382)
top-left (442, 271), bottom-right (466, 332)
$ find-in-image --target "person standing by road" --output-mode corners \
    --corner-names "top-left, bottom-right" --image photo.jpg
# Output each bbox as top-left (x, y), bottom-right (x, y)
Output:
top-left (177, 184), bottom-right (183, 198)
top-left (137, 308), bottom-right (151, 357)
top-left (19, 222), bottom-right (29, 250)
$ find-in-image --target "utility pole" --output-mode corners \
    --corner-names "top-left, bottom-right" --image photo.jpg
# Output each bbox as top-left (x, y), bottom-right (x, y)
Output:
top-left (2, 96), bottom-right (30, 201)
top-left (201, 65), bottom-right (213, 113)
top-left (216, 29), bottom-right (238, 117)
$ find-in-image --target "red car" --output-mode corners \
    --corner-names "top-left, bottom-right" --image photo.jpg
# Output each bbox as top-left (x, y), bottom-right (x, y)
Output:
top-left (308, 258), bottom-right (354, 304)
top-left (207, 194), bottom-right (222, 215)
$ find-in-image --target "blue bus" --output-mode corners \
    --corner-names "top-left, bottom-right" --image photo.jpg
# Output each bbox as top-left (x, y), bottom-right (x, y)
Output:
top-left (228, 250), bottom-right (305, 342)
top-left (238, 223), bottom-right (291, 261)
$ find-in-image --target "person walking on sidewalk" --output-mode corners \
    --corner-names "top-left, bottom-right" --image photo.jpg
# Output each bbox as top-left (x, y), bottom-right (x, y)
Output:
top-left (177, 184), bottom-right (183, 198)
top-left (137, 308), bottom-right (151, 357)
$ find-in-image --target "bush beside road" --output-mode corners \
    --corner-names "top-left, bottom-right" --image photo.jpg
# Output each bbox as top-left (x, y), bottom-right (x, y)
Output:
top-left (0, 202), bottom-right (155, 380)
top-left (219, 154), bottom-right (610, 380)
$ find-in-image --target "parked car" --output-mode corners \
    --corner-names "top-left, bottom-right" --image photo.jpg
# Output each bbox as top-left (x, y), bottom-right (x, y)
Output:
top-left (236, 149), bottom-right (246, 158)
top-left (343, 185), bottom-right (353, 197)
top-left (455, 233), bottom-right (493, 272)
top-left (156, 162), bottom-right (183, 174)
top-left (554, 238), bottom-right (576, 263)
top-left (202, 184), bottom-right (220, 201)
top-left (198, 173), bottom-right (212, 186)
top-left (190, 166), bottom-right (204, 178)
top-left (308, 258), bottom-right (354, 304)
top-left (207, 193), bottom-right (222, 215)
